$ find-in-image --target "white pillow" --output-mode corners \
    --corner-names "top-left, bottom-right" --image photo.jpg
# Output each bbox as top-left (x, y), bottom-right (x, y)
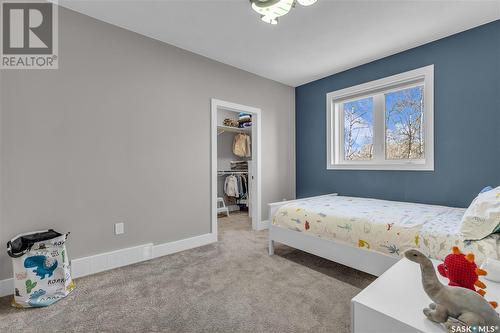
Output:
top-left (460, 186), bottom-right (500, 240)
top-left (481, 258), bottom-right (500, 283)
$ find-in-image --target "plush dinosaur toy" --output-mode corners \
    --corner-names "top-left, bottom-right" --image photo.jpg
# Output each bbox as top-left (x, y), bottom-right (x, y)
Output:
top-left (405, 249), bottom-right (500, 332)
top-left (437, 247), bottom-right (490, 298)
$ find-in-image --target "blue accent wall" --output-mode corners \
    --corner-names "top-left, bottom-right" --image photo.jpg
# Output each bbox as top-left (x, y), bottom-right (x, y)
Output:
top-left (296, 20), bottom-right (500, 208)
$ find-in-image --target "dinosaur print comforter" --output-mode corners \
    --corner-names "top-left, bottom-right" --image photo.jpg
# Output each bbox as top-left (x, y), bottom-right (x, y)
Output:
top-left (272, 195), bottom-right (499, 264)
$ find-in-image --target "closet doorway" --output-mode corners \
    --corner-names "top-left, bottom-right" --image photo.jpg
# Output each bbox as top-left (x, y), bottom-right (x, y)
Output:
top-left (210, 99), bottom-right (261, 236)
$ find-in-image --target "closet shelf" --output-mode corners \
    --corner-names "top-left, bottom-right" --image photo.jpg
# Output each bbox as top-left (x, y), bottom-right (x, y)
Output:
top-left (217, 170), bottom-right (248, 175)
top-left (217, 125), bottom-right (251, 135)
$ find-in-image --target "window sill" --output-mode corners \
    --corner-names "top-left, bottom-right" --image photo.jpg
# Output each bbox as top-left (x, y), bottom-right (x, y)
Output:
top-left (326, 163), bottom-right (434, 171)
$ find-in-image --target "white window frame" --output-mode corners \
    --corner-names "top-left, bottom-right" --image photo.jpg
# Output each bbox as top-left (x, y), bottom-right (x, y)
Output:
top-left (326, 65), bottom-right (434, 171)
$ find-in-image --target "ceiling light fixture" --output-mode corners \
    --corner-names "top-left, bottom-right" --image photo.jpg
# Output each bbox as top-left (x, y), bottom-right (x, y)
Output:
top-left (250, 0), bottom-right (317, 25)
top-left (296, 0), bottom-right (317, 6)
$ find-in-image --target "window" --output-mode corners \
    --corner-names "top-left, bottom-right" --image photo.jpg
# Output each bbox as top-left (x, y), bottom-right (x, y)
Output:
top-left (326, 65), bottom-right (434, 170)
top-left (343, 97), bottom-right (373, 161)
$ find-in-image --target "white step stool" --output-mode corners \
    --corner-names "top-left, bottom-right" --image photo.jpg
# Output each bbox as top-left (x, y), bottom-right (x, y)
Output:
top-left (217, 197), bottom-right (229, 217)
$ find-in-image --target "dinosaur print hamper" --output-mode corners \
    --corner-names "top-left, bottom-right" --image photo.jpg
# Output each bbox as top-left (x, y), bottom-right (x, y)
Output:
top-left (7, 230), bottom-right (75, 308)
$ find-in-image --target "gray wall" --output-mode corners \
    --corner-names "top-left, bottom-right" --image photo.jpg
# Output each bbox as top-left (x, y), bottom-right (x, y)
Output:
top-left (0, 8), bottom-right (295, 280)
top-left (296, 20), bottom-right (499, 208)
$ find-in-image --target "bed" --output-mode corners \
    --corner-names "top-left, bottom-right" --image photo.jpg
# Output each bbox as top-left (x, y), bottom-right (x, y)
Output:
top-left (268, 194), bottom-right (500, 276)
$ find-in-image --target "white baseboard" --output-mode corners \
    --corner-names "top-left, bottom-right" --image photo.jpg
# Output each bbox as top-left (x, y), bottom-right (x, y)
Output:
top-left (70, 243), bottom-right (154, 279)
top-left (152, 233), bottom-right (217, 258)
top-left (0, 232), bottom-right (216, 297)
top-left (256, 220), bottom-right (269, 231)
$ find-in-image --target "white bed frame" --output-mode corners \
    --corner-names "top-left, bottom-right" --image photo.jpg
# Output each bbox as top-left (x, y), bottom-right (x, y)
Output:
top-left (268, 194), bottom-right (399, 276)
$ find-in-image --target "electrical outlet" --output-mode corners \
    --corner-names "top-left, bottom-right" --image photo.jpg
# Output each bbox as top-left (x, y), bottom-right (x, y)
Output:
top-left (115, 222), bottom-right (124, 235)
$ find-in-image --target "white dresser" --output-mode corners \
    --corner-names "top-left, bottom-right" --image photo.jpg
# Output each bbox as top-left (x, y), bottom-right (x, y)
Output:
top-left (351, 258), bottom-right (500, 333)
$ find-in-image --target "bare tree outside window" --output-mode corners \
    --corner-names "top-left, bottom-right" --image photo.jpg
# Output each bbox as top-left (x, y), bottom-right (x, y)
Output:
top-left (385, 86), bottom-right (425, 160)
top-left (343, 97), bottom-right (373, 160)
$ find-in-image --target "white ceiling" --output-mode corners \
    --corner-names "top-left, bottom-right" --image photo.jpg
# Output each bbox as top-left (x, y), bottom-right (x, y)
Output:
top-left (59, 0), bottom-right (500, 87)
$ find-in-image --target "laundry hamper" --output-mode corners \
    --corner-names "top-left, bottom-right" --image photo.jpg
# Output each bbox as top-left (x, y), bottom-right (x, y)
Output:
top-left (7, 229), bottom-right (75, 308)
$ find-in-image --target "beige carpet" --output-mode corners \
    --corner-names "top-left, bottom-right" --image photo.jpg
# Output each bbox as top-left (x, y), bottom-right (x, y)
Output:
top-left (0, 212), bottom-right (375, 333)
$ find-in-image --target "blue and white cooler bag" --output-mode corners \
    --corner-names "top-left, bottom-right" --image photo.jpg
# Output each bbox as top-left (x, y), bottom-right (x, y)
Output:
top-left (7, 230), bottom-right (75, 308)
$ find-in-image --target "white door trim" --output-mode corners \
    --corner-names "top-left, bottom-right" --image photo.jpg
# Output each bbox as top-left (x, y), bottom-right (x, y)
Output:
top-left (211, 98), bottom-right (262, 235)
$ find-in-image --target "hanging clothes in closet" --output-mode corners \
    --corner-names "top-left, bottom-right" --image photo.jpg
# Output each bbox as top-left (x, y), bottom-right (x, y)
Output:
top-left (223, 174), bottom-right (249, 207)
top-left (233, 133), bottom-right (251, 158)
top-left (224, 175), bottom-right (239, 198)
top-left (237, 174), bottom-right (247, 203)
